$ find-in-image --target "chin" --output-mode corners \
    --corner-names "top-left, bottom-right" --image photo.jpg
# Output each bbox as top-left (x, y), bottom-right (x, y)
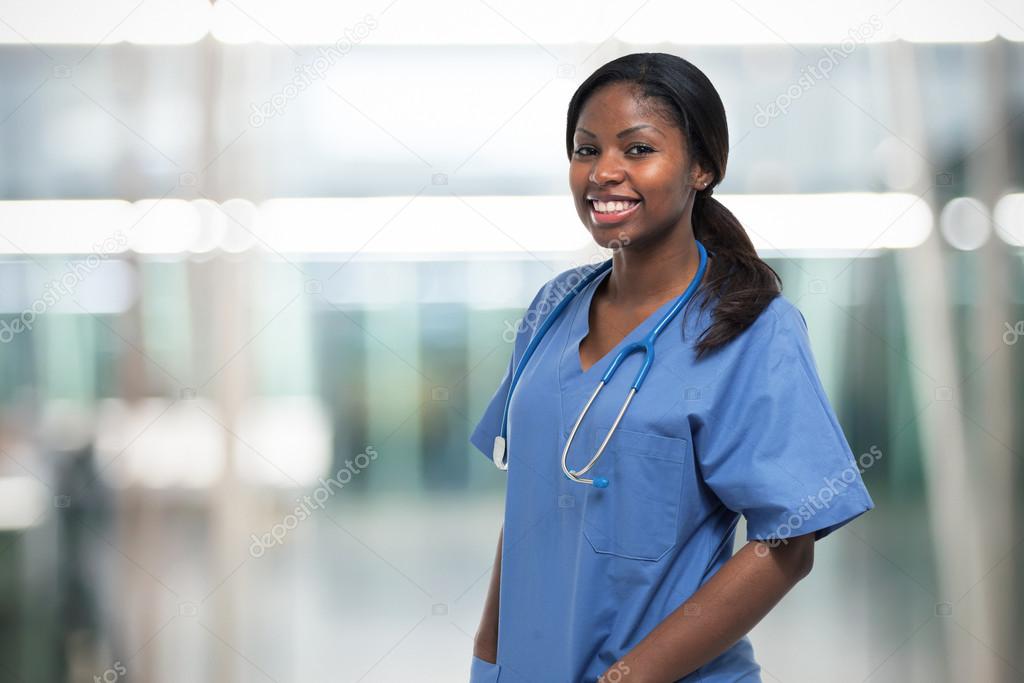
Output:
top-left (590, 230), bottom-right (636, 252)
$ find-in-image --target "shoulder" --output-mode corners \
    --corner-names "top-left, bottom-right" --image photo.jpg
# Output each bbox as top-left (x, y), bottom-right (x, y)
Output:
top-left (524, 260), bottom-right (607, 315)
top-left (729, 292), bottom-right (804, 338)
top-left (720, 293), bottom-right (810, 364)
top-left (762, 293), bottom-right (808, 335)
top-left (510, 260), bottom-right (607, 349)
top-left (702, 294), bottom-right (819, 413)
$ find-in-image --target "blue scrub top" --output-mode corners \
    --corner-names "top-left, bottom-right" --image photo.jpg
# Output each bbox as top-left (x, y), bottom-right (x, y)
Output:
top-left (469, 263), bottom-right (875, 683)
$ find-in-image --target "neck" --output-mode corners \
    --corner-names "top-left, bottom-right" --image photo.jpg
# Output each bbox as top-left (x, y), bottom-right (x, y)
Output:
top-left (604, 237), bottom-right (706, 309)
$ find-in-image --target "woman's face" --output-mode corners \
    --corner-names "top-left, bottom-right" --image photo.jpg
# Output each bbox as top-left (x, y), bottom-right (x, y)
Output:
top-left (569, 82), bottom-right (710, 252)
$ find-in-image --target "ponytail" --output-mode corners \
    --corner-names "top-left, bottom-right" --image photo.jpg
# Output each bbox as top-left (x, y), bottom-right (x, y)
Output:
top-left (690, 190), bottom-right (782, 360)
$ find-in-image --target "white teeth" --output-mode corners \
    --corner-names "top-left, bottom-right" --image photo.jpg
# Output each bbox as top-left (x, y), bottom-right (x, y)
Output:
top-left (591, 199), bottom-right (639, 213)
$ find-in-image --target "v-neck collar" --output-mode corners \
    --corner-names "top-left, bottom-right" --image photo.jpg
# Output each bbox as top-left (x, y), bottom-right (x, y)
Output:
top-left (561, 267), bottom-right (682, 380)
top-left (553, 255), bottom-right (713, 438)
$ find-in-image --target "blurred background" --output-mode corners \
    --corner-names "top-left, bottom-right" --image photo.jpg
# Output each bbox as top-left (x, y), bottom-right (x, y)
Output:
top-left (0, 0), bottom-right (1022, 681)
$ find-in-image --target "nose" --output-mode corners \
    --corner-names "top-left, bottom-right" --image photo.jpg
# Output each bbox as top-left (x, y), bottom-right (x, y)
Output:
top-left (589, 152), bottom-right (625, 186)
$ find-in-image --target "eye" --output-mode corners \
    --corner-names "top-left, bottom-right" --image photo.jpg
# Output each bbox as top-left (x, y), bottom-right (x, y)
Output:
top-left (627, 143), bottom-right (654, 155)
top-left (572, 144), bottom-right (654, 158)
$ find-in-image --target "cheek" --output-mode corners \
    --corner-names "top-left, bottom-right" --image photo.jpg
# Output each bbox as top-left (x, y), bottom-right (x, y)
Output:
top-left (569, 165), bottom-right (591, 208)
top-left (568, 163), bottom-right (588, 189)
top-left (636, 165), bottom-right (686, 211)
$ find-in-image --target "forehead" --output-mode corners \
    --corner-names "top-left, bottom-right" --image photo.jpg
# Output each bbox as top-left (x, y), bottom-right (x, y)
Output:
top-left (575, 83), bottom-right (677, 138)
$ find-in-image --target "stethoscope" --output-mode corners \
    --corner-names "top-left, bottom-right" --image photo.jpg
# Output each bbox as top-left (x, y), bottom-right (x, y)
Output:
top-left (492, 239), bottom-right (709, 488)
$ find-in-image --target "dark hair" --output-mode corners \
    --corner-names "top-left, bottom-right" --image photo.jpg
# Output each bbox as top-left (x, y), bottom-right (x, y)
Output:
top-left (565, 52), bottom-right (782, 360)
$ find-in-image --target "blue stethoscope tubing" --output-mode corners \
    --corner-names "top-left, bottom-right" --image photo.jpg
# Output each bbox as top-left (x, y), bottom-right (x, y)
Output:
top-left (492, 240), bottom-right (709, 488)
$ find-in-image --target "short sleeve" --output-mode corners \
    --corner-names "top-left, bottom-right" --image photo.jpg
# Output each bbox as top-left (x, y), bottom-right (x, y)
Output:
top-left (694, 297), bottom-right (875, 542)
top-left (469, 351), bottom-right (515, 464)
top-left (469, 274), bottom-right (565, 465)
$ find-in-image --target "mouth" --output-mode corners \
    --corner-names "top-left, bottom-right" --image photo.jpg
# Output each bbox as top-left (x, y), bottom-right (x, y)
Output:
top-left (588, 198), bottom-right (642, 225)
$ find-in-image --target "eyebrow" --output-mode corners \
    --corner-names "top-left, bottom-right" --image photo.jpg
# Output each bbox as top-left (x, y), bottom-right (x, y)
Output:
top-left (575, 124), bottom-right (663, 139)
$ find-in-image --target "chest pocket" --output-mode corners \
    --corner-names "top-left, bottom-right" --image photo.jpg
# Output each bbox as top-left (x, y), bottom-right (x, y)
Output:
top-left (580, 426), bottom-right (689, 562)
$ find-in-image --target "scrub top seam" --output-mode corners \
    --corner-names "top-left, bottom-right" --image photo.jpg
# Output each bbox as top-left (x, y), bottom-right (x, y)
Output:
top-left (557, 267), bottom-right (605, 431)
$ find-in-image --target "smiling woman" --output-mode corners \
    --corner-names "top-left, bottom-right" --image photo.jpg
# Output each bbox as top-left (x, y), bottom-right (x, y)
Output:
top-left (469, 52), bottom-right (874, 683)
top-left (566, 57), bottom-right (784, 361)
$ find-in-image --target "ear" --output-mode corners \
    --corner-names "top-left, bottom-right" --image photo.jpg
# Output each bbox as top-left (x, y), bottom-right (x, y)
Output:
top-left (689, 163), bottom-right (714, 190)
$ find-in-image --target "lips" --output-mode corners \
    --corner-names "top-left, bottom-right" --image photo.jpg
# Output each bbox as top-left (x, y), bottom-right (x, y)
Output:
top-left (590, 199), bottom-right (640, 213)
top-left (588, 198), bottom-right (642, 225)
